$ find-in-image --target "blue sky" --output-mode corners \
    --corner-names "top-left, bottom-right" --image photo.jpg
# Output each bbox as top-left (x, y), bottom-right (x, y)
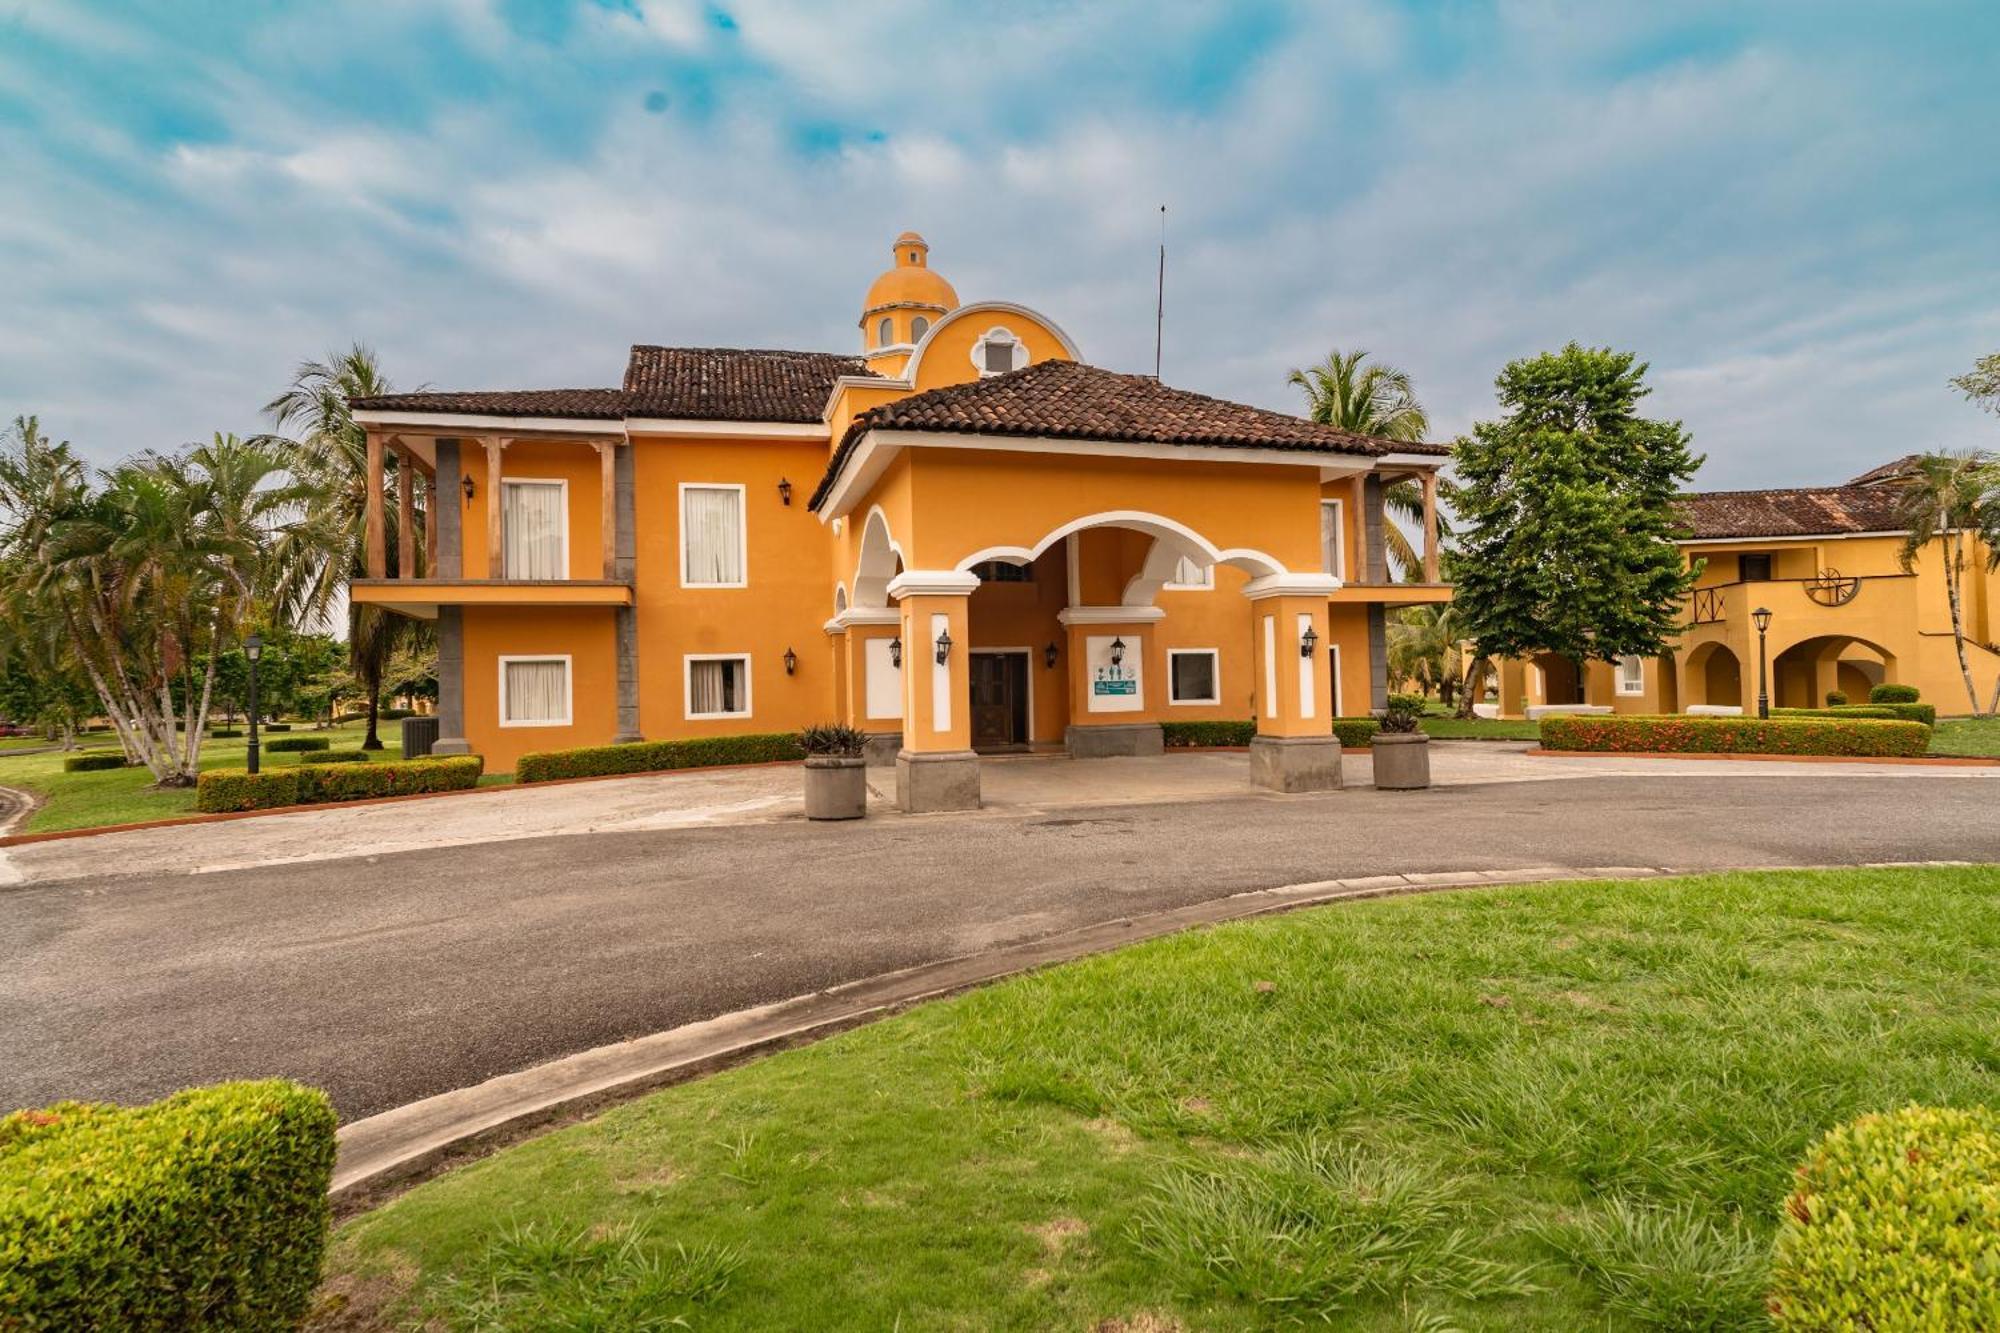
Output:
top-left (3, 0), bottom-right (1996, 487)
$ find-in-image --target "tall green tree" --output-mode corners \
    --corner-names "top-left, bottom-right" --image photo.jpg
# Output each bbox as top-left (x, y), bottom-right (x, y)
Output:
top-left (263, 344), bottom-right (421, 750)
top-left (1448, 344), bottom-right (1702, 678)
top-left (1387, 602), bottom-right (1463, 701)
top-left (1893, 451), bottom-right (2000, 715)
top-left (1288, 349), bottom-right (1436, 578)
top-left (1950, 352), bottom-right (2000, 415)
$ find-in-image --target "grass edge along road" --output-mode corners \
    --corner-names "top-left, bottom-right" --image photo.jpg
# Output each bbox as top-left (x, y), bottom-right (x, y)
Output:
top-left (320, 865), bottom-right (2000, 1331)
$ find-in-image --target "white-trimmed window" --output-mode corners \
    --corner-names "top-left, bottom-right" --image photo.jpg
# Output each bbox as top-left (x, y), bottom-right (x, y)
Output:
top-left (1321, 499), bottom-right (1346, 579)
top-left (972, 327), bottom-right (1027, 376)
top-left (499, 655), bottom-right (571, 727)
top-left (1165, 555), bottom-right (1214, 589)
top-left (910, 315), bottom-right (930, 341)
top-left (1617, 654), bottom-right (1646, 696)
top-left (502, 479), bottom-right (567, 579)
top-left (680, 484), bottom-right (746, 587)
top-left (1169, 649), bottom-right (1220, 705)
top-left (686, 654), bottom-right (751, 719)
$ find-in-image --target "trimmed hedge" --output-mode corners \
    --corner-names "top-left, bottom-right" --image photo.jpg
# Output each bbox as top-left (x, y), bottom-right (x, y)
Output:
top-left (1870, 682), bottom-right (1921, 704)
top-left (1160, 718), bottom-right (1381, 749)
top-left (262, 722), bottom-right (292, 732)
top-left (301, 750), bottom-right (368, 765)
top-left (1770, 1105), bottom-right (2000, 1329)
top-left (61, 753), bottom-right (127, 772)
top-left (264, 735), bottom-right (329, 754)
top-left (1539, 714), bottom-right (1931, 758)
top-left (0, 1080), bottom-right (336, 1330)
top-left (209, 728), bottom-right (243, 738)
top-left (196, 756), bottom-right (483, 812)
top-left (517, 733), bottom-right (806, 783)
top-left (1779, 702), bottom-right (1937, 727)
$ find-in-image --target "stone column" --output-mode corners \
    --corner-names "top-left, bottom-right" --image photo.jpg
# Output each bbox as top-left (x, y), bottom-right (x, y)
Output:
top-left (1058, 607), bottom-right (1165, 757)
top-left (432, 606), bottom-right (472, 756)
top-left (1367, 603), bottom-right (1390, 712)
top-left (434, 439), bottom-right (463, 578)
top-left (612, 440), bottom-right (641, 743)
top-left (888, 572), bottom-right (980, 812)
top-left (1246, 580), bottom-right (1341, 792)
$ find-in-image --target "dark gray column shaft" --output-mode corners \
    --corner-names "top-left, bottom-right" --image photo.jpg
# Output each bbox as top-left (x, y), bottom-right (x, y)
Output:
top-left (613, 441), bottom-right (641, 742)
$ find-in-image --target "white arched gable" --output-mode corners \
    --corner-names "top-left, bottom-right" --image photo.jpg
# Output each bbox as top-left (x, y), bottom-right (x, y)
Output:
top-left (954, 510), bottom-right (1289, 607)
top-left (903, 300), bottom-right (1083, 385)
top-left (851, 506), bottom-right (907, 609)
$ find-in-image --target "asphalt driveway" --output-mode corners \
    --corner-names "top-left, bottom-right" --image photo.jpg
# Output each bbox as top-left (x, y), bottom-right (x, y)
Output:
top-left (3, 771), bottom-right (1998, 1120)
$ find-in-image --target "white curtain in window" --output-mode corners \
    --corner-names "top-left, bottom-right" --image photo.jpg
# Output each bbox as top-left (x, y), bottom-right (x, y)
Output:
top-left (503, 482), bottom-right (565, 579)
top-left (1321, 502), bottom-right (1344, 577)
top-left (683, 487), bottom-right (743, 584)
top-left (690, 659), bottom-right (744, 715)
top-left (504, 659), bottom-right (568, 723)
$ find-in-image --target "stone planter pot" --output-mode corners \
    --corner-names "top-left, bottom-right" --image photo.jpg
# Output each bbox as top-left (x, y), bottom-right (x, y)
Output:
top-left (803, 755), bottom-right (868, 820)
top-left (1370, 731), bottom-right (1431, 790)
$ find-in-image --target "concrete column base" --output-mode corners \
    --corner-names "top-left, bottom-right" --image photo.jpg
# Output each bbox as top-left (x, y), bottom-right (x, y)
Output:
top-left (1249, 734), bottom-right (1343, 793)
top-left (895, 748), bottom-right (981, 813)
top-left (863, 731), bottom-right (903, 767)
top-left (431, 737), bottom-right (473, 757)
top-left (1064, 722), bottom-right (1165, 758)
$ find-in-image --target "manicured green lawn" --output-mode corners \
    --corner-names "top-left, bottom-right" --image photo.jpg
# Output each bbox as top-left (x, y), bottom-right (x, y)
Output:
top-left (323, 866), bottom-right (2000, 1331)
top-left (1418, 715), bottom-right (1541, 740)
top-left (1930, 716), bottom-right (2000, 758)
top-left (0, 723), bottom-right (404, 834)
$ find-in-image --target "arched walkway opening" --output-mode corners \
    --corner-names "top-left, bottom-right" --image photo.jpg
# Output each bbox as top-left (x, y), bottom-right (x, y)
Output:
top-left (1656, 653), bottom-right (1679, 713)
top-left (1685, 642), bottom-right (1744, 709)
top-left (1530, 652), bottom-right (1583, 706)
top-left (1770, 634), bottom-right (1897, 708)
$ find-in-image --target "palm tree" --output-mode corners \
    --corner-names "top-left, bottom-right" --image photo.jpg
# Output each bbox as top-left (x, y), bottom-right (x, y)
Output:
top-left (262, 344), bottom-right (421, 750)
top-left (1387, 603), bottom-right (1463, 701)
top-left (1894, 451), bottom-right (2000, 715)
top-left (1288, 349), bottom-right (1436, 578)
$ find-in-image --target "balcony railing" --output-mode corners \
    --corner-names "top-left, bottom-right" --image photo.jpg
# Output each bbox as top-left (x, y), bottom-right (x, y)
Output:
top-left (1683, 572), bottom-right (1911, 630)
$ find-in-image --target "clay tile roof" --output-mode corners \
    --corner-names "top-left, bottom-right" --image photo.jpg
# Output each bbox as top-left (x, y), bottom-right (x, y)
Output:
top-left (1845, 453), bottom-right (1925, 486)
top-left (348, 388), bottom-right (626, 420)
top-left (1675, 484), bottom-right (1909, 540)
top-left (623, 346), bottom-right (870, 423)
top-left (810, 360), bottom-right (1446, 510)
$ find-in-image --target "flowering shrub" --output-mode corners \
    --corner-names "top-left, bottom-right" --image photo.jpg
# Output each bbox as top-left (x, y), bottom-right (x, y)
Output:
top-left (1539, 714), bottom-right (1930, 758)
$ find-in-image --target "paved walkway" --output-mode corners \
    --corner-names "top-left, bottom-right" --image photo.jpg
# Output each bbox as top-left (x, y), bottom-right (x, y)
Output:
top-left (3, 742), bottom-right (1990, 886)
top-left (2, 764), bottom-right (1996, 1119)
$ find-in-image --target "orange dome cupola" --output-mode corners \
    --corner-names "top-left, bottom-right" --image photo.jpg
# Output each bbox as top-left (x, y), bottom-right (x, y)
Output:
top-left (860, 231), bottom-right (958, 356)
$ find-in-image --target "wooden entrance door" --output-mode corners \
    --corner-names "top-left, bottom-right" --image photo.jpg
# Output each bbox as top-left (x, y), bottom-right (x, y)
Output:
top-left (970, 652), bottom-right (1029, 751)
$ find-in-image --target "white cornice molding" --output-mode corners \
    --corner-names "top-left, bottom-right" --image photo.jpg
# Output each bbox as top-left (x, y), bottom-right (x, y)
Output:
top-left (351, 409), bottom-right (626, 436)
top-left (886, 570), bottom-right (981, 599)
top-left (831, 606), bottom-right (902, 628)
top-left (1242, 572), bottom-right (1344, 601)
top-left (625, 418), bottom-right (828, 438)
top-left (1057, 606), bottom-right (1167, 625)
top-left (1676, 530), bottom-right (1907, 546)
top-left (1378, 451), bottom-right (1451, 468)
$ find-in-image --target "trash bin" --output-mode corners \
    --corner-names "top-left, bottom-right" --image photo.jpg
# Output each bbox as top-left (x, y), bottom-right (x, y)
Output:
top-left (401, 715), bottom-right (440, 759)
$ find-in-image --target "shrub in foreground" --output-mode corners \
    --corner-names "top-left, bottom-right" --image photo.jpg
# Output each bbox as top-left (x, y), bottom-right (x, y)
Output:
top-left (1161, 718), bottom-right (1381, 749)
top-left (1869, 682), bottom-right (1921, 704)
top-left (61, 752), bottom-right (127, 772)
top-left (1773, 706), bottom-right (1902, 721)
top-left (1769, 1105), bottom-right (2000, 1330)
top-left (196, 756), bottom-right (482, 812)
top-left (265, 736), bottom-right (330, 754)
top-left (1539, 714), bottom-right (1930, 758)
top-left (0, 1080), bottom-right (336, 1331)
top-left (517, 733), bottom-right (805, 783)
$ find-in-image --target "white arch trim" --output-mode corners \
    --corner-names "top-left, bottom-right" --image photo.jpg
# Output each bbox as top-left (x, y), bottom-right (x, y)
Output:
top-left (954, 510), bottom-right (1293, 608)
top-left (904, 300), bottom-right (1083, 385)
top-left (850, 505), bottom-right (908, 609)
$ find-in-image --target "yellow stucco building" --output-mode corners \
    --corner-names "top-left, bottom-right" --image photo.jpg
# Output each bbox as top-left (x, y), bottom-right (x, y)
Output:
top-left (1494, 458), bottom-right (2000, 718)
top-left (349, 232), bottom-right (1447, 807)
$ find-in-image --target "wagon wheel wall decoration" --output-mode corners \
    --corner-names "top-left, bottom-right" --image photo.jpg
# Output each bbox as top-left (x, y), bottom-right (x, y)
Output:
top-left (1805, 568), bottom-right (1860, 607)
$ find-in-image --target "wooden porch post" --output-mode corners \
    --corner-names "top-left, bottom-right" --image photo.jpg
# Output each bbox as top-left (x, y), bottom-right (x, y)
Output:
top-left (1421, 471), bottom-right (1440, 584)
top-left (483, 436), bottom-right (507, 578)
top-left (364, 431), bottom-right (386, 579)
top-left (1348, 474), bottom-right (1368, 584)
top-left (593, 440), bottom-right (617, 579)
top-left (394, 438), bottom-right (416, 581)
top-left (423, 471), bottom-right (437, 575)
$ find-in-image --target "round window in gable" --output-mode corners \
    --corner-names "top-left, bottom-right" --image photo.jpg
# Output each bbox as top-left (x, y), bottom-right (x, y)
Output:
top-left (971, 328), bottom-right (1028, 376)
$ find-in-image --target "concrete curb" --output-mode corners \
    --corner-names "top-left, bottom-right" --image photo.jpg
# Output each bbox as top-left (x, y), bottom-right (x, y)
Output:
top-left (331, 860), bottom-right (1700, 1210)
top-left (1523, 746), bottom-right (2000, 768)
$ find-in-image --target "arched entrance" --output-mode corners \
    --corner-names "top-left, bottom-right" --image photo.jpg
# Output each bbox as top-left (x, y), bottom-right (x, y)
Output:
top-left (1770, 634), bottom-right (1898, 708)
top-left (1684, 642), bottom-right (1744, 709)
top-left (1530, 652), bottom-right (1583, 706)
top-left (1656, 653), bottom-right (1679, 714)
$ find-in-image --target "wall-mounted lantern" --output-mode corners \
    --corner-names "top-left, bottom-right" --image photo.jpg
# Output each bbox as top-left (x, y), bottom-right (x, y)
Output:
top-left (1300, 625), bottom-right (1320, 658)
top-left (461, 474), bottom-right (476, 502)
top-left (888, 636), bottom-right (902, 668)
top-left (934, 627), bottom-right (954, 664)
top-left (1109, 637), bottom-right (1126, 667)
top-left (783, 647), bottom-right (798, 675)
top-left (1044, 641), bottom-right (1059, 669)
top-left (777, 477), bottom-right (793, 506)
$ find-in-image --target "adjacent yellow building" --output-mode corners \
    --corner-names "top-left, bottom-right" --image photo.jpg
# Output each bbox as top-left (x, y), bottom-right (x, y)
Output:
top-left (1494, 458), bottom-right (2000, 718)
top-left (349, 232), bottom-right (1448, 807)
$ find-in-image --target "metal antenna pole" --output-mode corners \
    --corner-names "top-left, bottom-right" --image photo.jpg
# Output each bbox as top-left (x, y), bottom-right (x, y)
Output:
top-left (1154, 205), bottom-right (1166, 379)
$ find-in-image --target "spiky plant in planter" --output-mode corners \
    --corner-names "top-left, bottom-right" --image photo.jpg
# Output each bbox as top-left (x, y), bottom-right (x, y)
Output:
top-left (800, 723), bottom-right (869, 819)
top-left (1373, 692), bottom-right (1431, 788)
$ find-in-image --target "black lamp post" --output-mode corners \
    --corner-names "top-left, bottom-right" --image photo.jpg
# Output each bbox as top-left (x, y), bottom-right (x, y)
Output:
top-left (1752, 606), bottom-right (1772, 719)
top-left (244, 633), bottom-right (264, 775)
